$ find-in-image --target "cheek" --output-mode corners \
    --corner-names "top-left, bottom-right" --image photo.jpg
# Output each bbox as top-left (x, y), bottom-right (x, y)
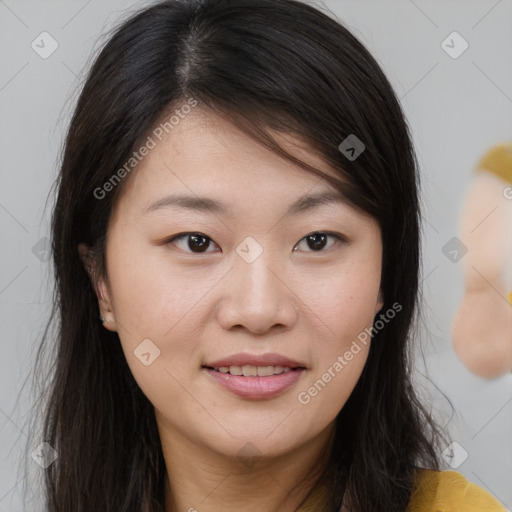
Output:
top-left (294, 276), bottom-right (376, 431)
top-left (295, 256), bottom-right (381, 347)
top-left (292, 254), bottom-right (380, 424)
top-left (105, 244), bottom-right (212, 407)
top-left (106, 238), bottom-right (213, 338)
top-left (295, 344), bottom-right (369, 440)
top-left (103, 239), bottom-right (226, 403)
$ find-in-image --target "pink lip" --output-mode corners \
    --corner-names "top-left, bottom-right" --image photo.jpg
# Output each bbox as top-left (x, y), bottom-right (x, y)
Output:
top-left (203, 367), bottom-right (306, 399)
top-left (204, 352), bottom-right (306, 369)
top-left (202, 353), bottom-right (307, 400)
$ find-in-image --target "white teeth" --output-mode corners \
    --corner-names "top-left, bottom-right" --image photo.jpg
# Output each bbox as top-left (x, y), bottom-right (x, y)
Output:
top-left (212, 364), bottom-right (297, 376)
top-left (257, 366), bottom-right (274, 377)
top-left (242, 365), bottom-right (258, 376)
top-left (229, 365), bottom-right (243, 376)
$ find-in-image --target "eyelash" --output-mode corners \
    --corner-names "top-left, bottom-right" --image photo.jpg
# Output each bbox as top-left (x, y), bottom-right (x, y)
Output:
top-left (165, 231), bottom-right (347, 254)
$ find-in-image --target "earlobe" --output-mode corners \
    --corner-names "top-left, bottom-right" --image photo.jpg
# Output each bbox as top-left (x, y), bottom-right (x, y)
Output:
top-left (97, 279), bottom-right (118, 332)
top-left (99, 310), bottom-right (118, 332)
top-left (78, 243), bottom-right (118, 332)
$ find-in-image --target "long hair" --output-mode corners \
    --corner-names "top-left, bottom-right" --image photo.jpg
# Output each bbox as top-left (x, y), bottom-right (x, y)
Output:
top-left (35, 1), bottom-right (444, 510)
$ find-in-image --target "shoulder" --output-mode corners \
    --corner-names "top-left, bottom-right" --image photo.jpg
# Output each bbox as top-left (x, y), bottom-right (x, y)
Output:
top-left (407, 469), bottom-right (508, 512)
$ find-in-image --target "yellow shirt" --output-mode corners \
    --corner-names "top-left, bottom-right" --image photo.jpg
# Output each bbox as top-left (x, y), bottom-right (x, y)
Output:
top-left (297, 469), bottom-right (507, 511)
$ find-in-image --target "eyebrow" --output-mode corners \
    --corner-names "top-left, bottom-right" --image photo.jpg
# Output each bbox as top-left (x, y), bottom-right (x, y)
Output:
top-left (145, 190), bottom-right (348, 217)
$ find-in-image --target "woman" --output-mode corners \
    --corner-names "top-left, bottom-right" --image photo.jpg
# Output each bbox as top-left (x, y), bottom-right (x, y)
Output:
top-left (34, 0), bottom-right (506, 510)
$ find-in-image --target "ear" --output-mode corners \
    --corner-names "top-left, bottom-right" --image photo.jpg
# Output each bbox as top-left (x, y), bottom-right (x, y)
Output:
top-left (78, 243), bottom-right (118, 332)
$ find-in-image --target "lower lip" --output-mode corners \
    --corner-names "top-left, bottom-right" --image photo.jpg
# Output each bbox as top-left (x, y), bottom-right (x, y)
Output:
top-left (203, 368), bottom-right (305, 399)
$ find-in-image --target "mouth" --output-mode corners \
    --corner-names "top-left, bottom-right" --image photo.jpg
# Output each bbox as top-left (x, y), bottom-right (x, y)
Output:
top-left (202, 364), bottom-right (305, 377)
top-left (201, 353), bottom-right (307, 398)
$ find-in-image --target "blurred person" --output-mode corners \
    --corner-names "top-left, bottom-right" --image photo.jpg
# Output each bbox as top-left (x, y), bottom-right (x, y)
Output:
top-left (452, 143), bottom-right (512, 378)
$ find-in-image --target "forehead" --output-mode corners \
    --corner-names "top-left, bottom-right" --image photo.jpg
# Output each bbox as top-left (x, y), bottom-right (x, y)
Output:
top-left (114, 107), bottom-right (349, 215)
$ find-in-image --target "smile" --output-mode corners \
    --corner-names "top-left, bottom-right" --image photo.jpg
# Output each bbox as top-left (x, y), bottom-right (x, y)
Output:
top-left (210, 365), bottom-right (295, 376)
top-left (202, 366), bottom-right (306, 399)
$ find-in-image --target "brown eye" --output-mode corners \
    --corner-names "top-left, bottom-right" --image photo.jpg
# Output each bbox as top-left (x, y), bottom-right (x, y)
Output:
top-left (306, 233), bottom-right (327, 250)
top-left (187, 234), bottom-right (210, 252)
top-left (168, 232), bottom-right (219, 253)
top-left (293, 232), bottom-right (343, 252)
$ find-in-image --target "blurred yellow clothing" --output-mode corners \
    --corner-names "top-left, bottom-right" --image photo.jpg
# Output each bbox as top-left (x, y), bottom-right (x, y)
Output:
top-left (406, 470), bottom-right (506, 511)
top-left (475, 142), bottom-right (512, 184)
top-left (297, 469), bottom-right (507, 511)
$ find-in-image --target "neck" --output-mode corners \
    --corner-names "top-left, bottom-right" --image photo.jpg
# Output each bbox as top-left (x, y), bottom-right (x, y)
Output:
top-left (159, 422), bottom-right (335, 512)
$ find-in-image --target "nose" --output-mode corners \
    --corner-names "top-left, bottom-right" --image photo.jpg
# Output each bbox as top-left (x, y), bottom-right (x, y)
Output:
top-left (216, 252), bottom-right (299, 335)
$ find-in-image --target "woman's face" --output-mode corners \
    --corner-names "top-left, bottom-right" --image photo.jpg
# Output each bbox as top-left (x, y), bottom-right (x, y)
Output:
top-left (95, 108), bottom-right (383, 461)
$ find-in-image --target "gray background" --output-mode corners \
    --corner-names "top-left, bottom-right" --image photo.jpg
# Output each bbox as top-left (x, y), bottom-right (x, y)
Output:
top-left (1, 0), bottom-right (511, 510)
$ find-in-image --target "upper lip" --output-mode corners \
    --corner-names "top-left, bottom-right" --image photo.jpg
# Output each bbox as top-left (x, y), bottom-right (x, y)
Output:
top-left (203, 353), bottom-right (306, 369)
